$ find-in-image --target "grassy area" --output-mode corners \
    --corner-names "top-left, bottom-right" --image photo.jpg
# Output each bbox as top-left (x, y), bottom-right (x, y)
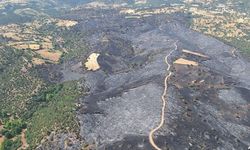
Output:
top-left (26, 81), bottom-right (83, 149)
top-left (229, 38), bottom-right (250, 56)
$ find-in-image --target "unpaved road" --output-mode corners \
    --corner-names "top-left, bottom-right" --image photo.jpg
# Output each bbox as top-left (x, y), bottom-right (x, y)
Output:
top-left (18, 129), bottom-right (29, 150)
top-left (149, 41), bottom-right (178, 150)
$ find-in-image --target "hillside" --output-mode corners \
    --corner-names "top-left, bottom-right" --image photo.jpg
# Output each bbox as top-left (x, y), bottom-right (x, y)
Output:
top-left (0, 0), bottom-right (250, 150)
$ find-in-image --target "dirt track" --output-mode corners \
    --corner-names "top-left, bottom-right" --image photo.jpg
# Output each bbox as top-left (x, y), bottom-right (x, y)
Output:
top-left (149, 41), bottom-right (178, 150)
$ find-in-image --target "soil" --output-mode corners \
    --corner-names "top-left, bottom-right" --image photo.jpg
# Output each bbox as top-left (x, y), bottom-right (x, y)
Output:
top-left (17, 129), bottom-right (29, 150)
top-left (173, 58), bottom-right (198, 66)
top-left (85, 53), bottom-right (100, 71)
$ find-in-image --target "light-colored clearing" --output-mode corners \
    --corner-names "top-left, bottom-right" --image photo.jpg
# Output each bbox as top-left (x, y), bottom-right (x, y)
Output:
top-left (182, 49), bottom-right (209, 58)
top-left (32, 58), bottom-right (45, 65)
top-left (13, 44), bottom-right (29, 49)
top-left (43, 36), bottom-right (52, 42)
top-left (85, 53), bottom-right (100, 71)
top-left (3, 32), bottom-right (21, 41)
top-left (36, 50), bottom-right (62, 62)
top-left (17, 129), bottom-right (29, 150)
top-left (174, 58), bottom-right (198, 66)
top-left (135, 0), bottom-right (147, 4)
top-left (0, 123), bottom-right (4, 146)
top-left (0, 136), bottom-right (4, 146)
top-left (84, 2), bottom-right (108, 8)
top-left (29, 44), bottom-right (40, 50)
top-left (56, 20), bottom-right (78, 28)
top-left (9, 43), bottom-right (40, 50)
top-left (41, 42), bottom-right (53, 49)
top-left (3, 0), bottom-right (28, 4)
top-left (120, 8), bottom-right (135, 14)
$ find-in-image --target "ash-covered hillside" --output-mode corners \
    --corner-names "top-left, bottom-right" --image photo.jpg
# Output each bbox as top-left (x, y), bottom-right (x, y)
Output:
top-left (41, 5), bottom-right (250, 149)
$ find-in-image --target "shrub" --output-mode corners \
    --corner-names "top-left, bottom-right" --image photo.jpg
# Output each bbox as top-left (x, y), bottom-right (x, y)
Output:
top-left (2, 119), bottom-right (27, 139)
top-left (1, 138), bottom-right (21, 150)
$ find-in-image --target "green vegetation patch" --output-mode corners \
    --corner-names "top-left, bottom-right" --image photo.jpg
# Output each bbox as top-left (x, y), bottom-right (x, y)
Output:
top-left (26, 81), bottom-right (82, 148)
top-left (1, 119), bottom-right (27, 139)
top-left (0, 137), bottom-right (21, 150)
top-left (0, 119), bottom-right (26, 150)
top-left (229, 38), bottom-right (250, 56)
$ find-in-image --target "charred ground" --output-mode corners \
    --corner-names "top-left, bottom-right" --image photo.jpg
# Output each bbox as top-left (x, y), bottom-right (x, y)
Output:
top-left (41, 6), bottom-right (250, 150)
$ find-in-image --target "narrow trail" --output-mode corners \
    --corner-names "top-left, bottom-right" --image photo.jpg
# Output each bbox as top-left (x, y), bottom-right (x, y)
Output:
top-left (149, 41), bottom-right (178, 150)
top-left (17, 129), bottom-right (29, 150)
top-left (231, 48), bottom-right (236, 57)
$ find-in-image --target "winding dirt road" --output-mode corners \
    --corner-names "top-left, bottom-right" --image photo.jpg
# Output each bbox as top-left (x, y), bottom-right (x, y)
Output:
top-left (149, 41), bottom-right (178, 150)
